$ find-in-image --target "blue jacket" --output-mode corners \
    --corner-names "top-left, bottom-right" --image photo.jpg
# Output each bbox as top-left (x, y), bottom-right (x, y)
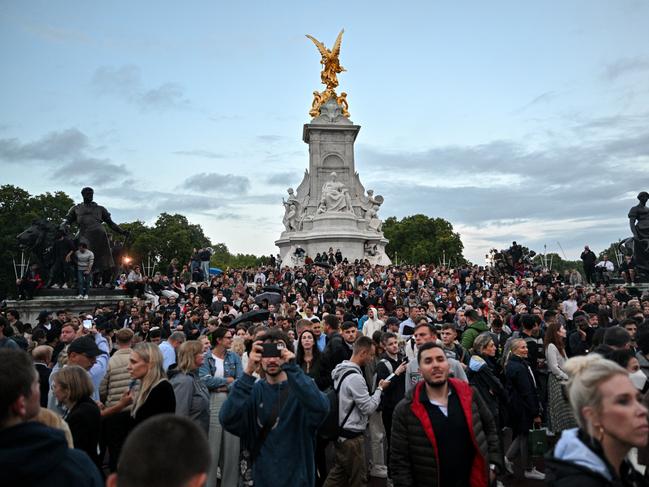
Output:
top-left (198, 350), bottom-right (243, 392)
top-left (219, 363), bottom-right (329, 487)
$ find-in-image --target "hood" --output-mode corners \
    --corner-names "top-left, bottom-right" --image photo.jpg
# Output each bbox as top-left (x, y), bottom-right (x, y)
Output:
top-left (470, 320), bottom-right (488, 332)
top-left (331, 360), bottom-right (361, 386)
top-left (551, 428), bottom-right (612, 481)
top-left (469, 355), bottom-right (487, 372)
top-left (0, 422), bottom-right (69, 483)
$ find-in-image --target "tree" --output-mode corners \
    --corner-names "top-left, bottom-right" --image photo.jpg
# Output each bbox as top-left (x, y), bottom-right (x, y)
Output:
top-left (382, 214), bottom-right (465, 265)
top-left (0, 185), bottom-right (74, 299)
top-left (531, 252), bottom-right (583, 275)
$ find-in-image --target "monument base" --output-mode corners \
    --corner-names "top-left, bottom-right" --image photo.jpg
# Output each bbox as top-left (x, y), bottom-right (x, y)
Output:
top-left (276, 226), bottom-right (391, 267)
top-left (6, 289), bottom-right (128, 324)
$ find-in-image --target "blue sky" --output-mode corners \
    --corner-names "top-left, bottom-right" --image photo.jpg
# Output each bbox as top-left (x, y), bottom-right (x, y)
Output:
top-left (1, 1), bottom-right (648, 264)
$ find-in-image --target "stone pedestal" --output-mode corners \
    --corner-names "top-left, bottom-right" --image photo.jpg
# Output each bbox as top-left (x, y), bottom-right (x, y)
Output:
top-left (275, 98), bottom-right (391, 265)
top-left (6, 289), bottom-right (128, 323)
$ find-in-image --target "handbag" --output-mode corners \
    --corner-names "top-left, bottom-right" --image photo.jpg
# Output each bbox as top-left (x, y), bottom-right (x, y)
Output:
top-left (527, 425), bottom-right (548, 457)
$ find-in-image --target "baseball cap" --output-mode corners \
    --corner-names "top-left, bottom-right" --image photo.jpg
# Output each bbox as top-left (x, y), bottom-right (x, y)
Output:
top-left (68, 336), bottom-right (106, 357)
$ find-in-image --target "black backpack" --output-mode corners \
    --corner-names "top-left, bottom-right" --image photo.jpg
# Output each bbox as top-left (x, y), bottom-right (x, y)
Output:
top-left (318, 370), bottom-right (358, 441)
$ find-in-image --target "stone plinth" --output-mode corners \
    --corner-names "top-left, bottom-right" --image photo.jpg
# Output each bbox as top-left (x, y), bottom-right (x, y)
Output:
top-left (6, 289), bottom-right (128, 323)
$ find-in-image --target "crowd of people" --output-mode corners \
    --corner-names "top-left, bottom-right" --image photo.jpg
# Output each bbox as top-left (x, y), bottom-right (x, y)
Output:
top-left (2, 247), bottom-right (649, 487)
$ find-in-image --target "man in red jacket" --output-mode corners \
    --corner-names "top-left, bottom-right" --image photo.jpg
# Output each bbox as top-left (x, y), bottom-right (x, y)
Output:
top-left (390, 342), bottom-right (502, 487)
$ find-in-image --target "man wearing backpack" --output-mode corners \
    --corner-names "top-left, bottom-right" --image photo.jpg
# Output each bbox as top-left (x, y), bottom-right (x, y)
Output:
top-left (219, 329), bottom-right (329, 487)
top-left (324, 336), bottom-right (391, 487)
top-left (319, 315), bottom-right (352, 390)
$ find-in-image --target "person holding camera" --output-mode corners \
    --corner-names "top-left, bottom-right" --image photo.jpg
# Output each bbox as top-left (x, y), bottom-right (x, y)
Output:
top-left (219, 329), bottom-right (329, 487)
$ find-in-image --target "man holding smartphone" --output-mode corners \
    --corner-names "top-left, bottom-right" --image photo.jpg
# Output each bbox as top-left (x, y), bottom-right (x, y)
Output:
top-left (219, 329), bottom-right (329, 487)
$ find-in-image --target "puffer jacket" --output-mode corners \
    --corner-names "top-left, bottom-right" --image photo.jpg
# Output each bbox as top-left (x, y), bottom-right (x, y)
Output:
top-left (99, 348), bottom-right (132, 408)
top-left (390, 378), bottom-right (502, 487)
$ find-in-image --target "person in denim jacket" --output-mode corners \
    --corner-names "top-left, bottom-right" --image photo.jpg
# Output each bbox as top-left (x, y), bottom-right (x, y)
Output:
top-left (199, 327), bottom-right (243, 487)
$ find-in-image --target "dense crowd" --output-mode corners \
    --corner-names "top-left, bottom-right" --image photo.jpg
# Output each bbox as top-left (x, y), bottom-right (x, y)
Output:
top-left (2, 248), bottom-right (649, 487)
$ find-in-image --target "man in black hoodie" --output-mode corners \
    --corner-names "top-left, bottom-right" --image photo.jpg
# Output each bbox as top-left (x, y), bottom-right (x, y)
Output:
top-left (0, 349), bottom-right (103, 487)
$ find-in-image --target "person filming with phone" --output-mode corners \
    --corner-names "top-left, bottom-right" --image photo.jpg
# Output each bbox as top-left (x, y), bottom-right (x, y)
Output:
top-left (219, 329), bottom-right (329, 487)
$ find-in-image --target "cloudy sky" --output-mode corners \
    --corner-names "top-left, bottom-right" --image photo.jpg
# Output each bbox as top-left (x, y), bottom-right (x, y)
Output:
top-left (1, 1), bottom-right (648, 264)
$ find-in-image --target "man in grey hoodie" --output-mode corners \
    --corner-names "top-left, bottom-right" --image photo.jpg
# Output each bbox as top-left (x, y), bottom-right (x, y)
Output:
top-left (406, 322), bottom-right (467, 393)
top-left (324, 336), bottom-right (391, 487)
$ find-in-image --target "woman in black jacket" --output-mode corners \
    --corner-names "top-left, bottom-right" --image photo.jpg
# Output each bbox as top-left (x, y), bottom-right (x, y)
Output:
top-left (52, 365), bottom-right (101, 467)
top-left (504, 338), bottom-right (545, 481)
top-left (467, 333), bottom-right (508, 430)
top-left (546, 354), bottom-right (649, 487)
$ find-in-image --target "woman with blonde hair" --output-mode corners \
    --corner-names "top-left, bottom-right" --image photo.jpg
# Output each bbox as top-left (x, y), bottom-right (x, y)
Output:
top-left (169, 340), bottom-right (209, 432)
top-left (33, 408), bottom-right (74, 448)
top-left (504, 338), bottom-right (545, 480)
top-left (100, 342), bottom-right (176, 430)
top-left (51, 365), bottom-right (101, 466)
top-left (546, 354), bottom-right (649, 486)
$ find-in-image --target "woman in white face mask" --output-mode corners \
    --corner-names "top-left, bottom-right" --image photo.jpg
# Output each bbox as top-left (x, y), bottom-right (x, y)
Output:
top-left (606, 349), bottom-right (648, 393)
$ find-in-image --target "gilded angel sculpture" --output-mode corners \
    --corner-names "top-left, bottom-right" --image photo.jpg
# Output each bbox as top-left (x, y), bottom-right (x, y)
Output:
top-left (306, 29), bottom-right (345, 90)
top-left (306, 29), bottom-right (350, 118)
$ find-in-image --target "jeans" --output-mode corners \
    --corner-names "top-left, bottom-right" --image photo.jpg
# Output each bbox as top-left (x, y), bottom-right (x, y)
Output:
top-left (77, 270), bottom-right (92, 295)
top-left (201, 261), bottom-right (210, 282)
top-left (506, 431), bottom-right (531, 470)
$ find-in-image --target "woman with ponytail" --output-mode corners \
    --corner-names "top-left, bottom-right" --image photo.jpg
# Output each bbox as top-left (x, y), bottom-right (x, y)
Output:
top-left (546, 354), bottom-right (649, 486)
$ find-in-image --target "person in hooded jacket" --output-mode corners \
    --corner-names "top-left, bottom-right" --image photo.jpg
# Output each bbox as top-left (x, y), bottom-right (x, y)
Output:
top-left (169, 340), bottom-right (210, 433)
top-left (467, 332), bottom-right (508, 431)
top-left (0, 349), bottom-right (103, 487)
top-left (546, 354), bottom-right (649, 487)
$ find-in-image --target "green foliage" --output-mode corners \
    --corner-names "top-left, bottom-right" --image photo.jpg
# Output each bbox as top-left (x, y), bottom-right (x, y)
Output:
top-left (110, 213), bottom-right (212, 270)
top-left (531, 252), bottom-right (583, 274)
top-left (0, 185), bottom-right (74, 299)
top-left (383, 214), bottom-right (465, 265)
top-left (598, 241), bottom-right (623, 262)
top-left (210, 242), bottom-right (266, 269)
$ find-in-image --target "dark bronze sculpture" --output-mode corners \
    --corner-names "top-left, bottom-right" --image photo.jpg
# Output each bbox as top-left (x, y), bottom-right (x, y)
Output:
top-left (626, 191), bottom-right (649, 278)
top-left (61, 187), bottom-right (127, 275)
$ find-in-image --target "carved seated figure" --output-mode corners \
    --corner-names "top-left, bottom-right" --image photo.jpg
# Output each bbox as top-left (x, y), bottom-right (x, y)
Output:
top-left (317, 172), bottom-right (353, 214)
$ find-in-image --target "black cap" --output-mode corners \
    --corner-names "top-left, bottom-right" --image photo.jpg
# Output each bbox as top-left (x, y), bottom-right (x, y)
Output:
top-left (68, 336), bottom-right (106, 357)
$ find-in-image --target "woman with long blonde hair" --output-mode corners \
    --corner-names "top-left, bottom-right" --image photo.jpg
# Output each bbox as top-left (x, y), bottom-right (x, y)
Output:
top-left (100, 342), bottom-right (176, 430)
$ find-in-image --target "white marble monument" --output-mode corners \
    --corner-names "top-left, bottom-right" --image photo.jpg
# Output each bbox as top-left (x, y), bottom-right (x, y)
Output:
top-left (275, 97), bottom-right (391, 266)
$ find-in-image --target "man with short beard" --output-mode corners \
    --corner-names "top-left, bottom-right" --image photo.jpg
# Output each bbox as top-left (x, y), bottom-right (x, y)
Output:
top-left (219, 329), bottom-right (328, 487)
top-left (390, 342), bottom-right (502, 487)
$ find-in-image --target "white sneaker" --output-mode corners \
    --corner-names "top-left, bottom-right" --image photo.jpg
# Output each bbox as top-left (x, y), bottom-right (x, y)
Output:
top-left (504, 456), bottom-right (514, 475)
top-left (62, 283), bottom-right (68, 289)
top-left (524, 468), bottom-right (545, 480)
top-left (83, 295), bottom-right (89, 300)
top-left (76, 294), bottom-right (83, 299)
top-left (51, 284), bottom-right (60, 289)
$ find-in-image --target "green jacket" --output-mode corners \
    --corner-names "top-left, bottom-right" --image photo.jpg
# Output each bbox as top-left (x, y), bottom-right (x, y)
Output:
top-left (461, 320), bottom-right (489, 351)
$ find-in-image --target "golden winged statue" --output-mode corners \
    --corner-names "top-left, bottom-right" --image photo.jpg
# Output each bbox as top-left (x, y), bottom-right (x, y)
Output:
top-left (306, 29), bottom-right (349, 118)
top-left (306, 29), bottom-right (345, 90)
